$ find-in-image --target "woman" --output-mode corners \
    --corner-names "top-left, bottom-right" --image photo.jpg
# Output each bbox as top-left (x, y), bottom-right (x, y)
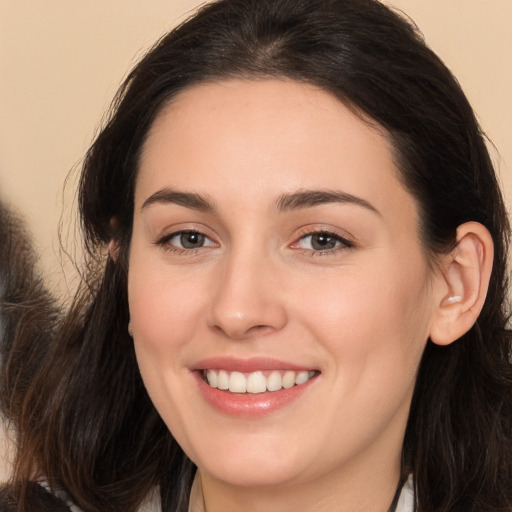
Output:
top-left (3, 0), bottom-right (511, 510)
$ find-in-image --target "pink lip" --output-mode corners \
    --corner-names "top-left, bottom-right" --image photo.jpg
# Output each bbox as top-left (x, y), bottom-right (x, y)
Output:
top-left (193, 356), bottom-right (314, 373)
top-left (191, 357), bottom-right (319, 418)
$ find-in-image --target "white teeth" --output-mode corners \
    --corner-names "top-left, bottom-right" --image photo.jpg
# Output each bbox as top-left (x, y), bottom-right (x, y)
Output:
top-left (282, 371), bottom-right (296, 389)
top-left (204, 369), bottom-right (316, 393)
top-left (247, 371), bottom-right (267, 393)
top-left (229, 371), bottom-right (247, 393)
top-left (217, 370), bottom-right (229, 390)
top-left (295, 371), bottom-right (310, 385)
top-left (266, 371), bottom-right (282, 391)
top-left (206, 369), bottom-right (217, 388)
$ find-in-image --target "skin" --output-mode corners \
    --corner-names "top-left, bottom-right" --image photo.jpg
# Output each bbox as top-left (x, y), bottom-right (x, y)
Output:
top-left (128, 79), bottom-right (446, 512)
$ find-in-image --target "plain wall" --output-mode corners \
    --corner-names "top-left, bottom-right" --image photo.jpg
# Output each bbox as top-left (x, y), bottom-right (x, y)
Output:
top-left (0, 0), bottom-right (511, 297)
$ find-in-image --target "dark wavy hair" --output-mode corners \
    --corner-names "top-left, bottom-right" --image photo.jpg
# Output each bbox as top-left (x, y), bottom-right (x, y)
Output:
top-left (8, 0), bottom-right (511, 511)
top-left (0, 201), bottom-right (59, 422)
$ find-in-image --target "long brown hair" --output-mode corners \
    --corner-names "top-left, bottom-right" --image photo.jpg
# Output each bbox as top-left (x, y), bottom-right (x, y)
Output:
top-left (0, 201), bottom-right (59, 422)
top-left (8, 1), bottom-right (512, 510)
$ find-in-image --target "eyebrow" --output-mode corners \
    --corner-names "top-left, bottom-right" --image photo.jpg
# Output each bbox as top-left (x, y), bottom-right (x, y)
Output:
top-left (275, 190), bottom-right (381, 216)
top-left (141, 188), bottom-right (215, 212)
top-left (141, 187), bottom-right (380, 216)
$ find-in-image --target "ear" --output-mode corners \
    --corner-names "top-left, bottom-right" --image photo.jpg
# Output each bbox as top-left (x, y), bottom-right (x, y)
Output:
top-left (108, 239), bottom-right (120, 261)
top-left (429, 222), bottom-right (494, 346)
top-left (108, 217), bottom-right (120, 261)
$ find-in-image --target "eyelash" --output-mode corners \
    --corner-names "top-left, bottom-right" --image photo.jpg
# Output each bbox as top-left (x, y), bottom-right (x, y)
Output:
top-left (154, 230), bottom-right (217, 255)
top-left (154, 228), bottom-right (354, 256)
top-left (291, 228), bottom-right (354, 257)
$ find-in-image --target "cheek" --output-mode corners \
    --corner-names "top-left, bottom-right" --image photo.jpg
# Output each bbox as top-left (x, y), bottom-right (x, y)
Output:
top-left (127, 255), bottom-right (210, 438)
top-left (295, 255), bottom-right (433, 377)
top-left (126, 248), bottom-right (212, 418)
top-left (128, 254), bottom-right (209, 352)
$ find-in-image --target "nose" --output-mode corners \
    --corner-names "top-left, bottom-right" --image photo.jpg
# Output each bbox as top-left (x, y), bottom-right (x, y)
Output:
top-left (207, 249), bottom-right (288, 340)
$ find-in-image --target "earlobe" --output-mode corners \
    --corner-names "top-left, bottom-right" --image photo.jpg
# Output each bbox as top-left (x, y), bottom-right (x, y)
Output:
top-left (429, 222), bottom-right (494, 346)
top-left (108, 217), bottom-right (120, 261)
top-left (109, 239), bottom-right (120, 261)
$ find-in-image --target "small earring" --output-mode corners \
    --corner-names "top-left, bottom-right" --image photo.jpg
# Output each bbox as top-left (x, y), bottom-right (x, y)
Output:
top-left (446, 295), bottom-right (462, 304)
top-left (128, 321), bottom-right (134, 337)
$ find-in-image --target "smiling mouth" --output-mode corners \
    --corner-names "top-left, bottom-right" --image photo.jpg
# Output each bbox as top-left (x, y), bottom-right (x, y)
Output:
top-left (202, 369), bottom-right (319, 394)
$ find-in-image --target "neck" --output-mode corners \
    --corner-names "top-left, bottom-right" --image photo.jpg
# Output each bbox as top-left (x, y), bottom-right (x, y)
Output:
top-left (198, 454), bottom-right (402, 512)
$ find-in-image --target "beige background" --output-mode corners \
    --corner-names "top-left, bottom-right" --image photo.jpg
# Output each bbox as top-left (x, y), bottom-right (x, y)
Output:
top-left (0, 0), bottom-right (511, 484)
top-left (0, 0), bottom-right (511, 299)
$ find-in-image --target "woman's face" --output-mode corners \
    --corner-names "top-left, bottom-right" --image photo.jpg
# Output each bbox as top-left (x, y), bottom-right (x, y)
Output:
top-left (128, 79), bottom-right (441, 493)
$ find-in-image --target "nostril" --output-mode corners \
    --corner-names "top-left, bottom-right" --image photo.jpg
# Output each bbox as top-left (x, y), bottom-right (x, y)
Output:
top-left (207, 293), bottom-right (288, 339)
top-left (246, 324), bottom-right (276, 336)
top-left (212, 322), bottom-right (276, 339)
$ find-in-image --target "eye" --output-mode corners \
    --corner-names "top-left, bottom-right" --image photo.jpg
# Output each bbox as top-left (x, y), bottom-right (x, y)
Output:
top-left (294, 231), bottom-right (353, 252)
top-left (160, 230), bottom-right (216, 250)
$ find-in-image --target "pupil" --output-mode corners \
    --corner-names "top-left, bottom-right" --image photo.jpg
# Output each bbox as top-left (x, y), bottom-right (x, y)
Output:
top-left (312, 234), bottom-right (336, 250)
top-left (181, 232), bottom-right (204, 248)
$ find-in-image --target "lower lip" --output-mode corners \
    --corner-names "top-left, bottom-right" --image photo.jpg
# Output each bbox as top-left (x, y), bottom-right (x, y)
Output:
top-left (194, 372), bottom-right (317, 418)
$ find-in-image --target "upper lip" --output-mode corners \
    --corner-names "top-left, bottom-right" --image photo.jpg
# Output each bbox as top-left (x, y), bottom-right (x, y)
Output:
top-left (192, 356), bottom-right (318, 373)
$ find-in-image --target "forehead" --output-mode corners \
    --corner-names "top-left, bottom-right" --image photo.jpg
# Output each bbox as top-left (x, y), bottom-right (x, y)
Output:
top-left (136, 79), bottom-right (417, 226)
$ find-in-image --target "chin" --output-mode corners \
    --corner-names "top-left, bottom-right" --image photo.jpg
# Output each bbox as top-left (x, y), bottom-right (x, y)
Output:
top-left (201, 459), bottom-right (302, 489)
top-left (190, 437), bottom-right (311, 488)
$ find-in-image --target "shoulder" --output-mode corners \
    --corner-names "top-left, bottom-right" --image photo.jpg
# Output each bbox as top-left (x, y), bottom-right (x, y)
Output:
top-left (0, 482), bottom-right (71, 512)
